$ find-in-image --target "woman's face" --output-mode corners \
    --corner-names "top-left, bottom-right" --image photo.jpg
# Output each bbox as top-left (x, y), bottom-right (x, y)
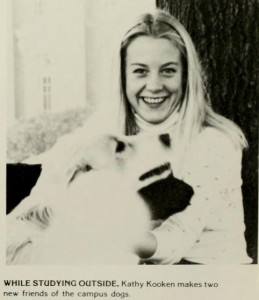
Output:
top-left (125, 36), bottom-right (183, 124)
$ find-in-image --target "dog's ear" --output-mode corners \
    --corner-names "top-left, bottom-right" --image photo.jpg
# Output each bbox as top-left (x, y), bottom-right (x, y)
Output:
top-left (18, 205), bottom-right (54, 229)
top-left (138, 173), bottom-right (194, 220)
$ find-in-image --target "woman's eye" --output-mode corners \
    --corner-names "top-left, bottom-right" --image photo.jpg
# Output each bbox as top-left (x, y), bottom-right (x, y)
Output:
top-left (133, 68), bottom-right (147, 75)
top-left (161, 68), bottom-right (176, 75)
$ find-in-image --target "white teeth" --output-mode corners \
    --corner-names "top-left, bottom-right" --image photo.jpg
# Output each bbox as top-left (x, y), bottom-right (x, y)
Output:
top-left (142, 97), bottom-right (166, 104)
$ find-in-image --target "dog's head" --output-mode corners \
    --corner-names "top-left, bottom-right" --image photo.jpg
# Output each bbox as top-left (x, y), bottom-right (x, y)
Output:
top-left (32, 132), bottom-right (173, 265)
top-left (65, 132), bottom-right (172, 190)
top-left (8, 130), bottom-right (193, 265)
top-left (10, 131), bottom-right (173, 218)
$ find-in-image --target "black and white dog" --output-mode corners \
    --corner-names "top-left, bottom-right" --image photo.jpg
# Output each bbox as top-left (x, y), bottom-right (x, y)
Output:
top-left (7, 127), bottom-right (193, 265)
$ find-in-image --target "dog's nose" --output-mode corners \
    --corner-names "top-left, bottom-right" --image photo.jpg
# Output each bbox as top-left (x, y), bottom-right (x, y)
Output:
top-left (115, 140), bottom-right (126, 153)
top-left (159, 134), bottom-right (171, 148)
top-left (111, 136), bottom-right (130, 154)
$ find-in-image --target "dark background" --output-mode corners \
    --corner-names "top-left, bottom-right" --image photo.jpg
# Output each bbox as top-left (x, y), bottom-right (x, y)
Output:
top-left (157, 0), bottom-right (258, 263)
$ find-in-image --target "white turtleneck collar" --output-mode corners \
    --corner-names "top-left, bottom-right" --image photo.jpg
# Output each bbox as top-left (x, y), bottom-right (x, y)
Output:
top-left (134, 111), bottom-right (179, 134)
top-left (134, 111), bottom-right (183, 178)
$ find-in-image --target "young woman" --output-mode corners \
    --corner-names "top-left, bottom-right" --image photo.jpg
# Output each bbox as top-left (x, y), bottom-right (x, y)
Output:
top-left (106, 9), bottom-right (252, 264)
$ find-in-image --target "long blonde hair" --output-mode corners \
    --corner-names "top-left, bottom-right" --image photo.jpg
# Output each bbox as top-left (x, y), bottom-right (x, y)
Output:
top-left (118, 10), bottom-right (247, 150)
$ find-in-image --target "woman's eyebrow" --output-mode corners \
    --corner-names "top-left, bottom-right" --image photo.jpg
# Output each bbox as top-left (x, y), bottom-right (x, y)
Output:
top-left (129, 62), bottom-right (179, 67)
top-left (130, 63), bottom-right (147, 67)
top-left (161, 62), bottom-right (179, 67)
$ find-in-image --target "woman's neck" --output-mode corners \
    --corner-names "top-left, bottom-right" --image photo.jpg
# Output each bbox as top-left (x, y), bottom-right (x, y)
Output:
top-left (134, 111), bottom-right (179, 134)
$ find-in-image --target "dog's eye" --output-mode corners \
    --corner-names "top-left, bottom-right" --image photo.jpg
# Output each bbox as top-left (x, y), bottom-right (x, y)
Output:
top-left (115, 141), bottom-right (126, 153)
top-left (69, 164), bottom-right (92, 184)
top-left (81, 165), bottom-right (92, 172)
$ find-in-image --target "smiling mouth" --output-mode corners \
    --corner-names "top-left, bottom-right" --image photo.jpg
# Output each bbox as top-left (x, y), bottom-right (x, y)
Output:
top-left (141, 96), bottom-right (168, 105)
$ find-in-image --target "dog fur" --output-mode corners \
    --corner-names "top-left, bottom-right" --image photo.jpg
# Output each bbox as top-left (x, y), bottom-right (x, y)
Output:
top-left (6, 127), bottom-right (172, 265)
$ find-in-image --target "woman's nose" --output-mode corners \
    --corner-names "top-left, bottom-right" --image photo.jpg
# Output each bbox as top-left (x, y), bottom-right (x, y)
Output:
top-left (146, 73), bottom-right (163, 92)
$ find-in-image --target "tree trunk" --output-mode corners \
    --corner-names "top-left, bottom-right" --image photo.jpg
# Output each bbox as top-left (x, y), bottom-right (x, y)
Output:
top-left (157, 0), bottom-right (258, 263)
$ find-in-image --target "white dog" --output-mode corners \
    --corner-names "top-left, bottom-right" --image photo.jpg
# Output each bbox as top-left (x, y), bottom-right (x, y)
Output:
top-left (6, 124), bottom-right (172, 265)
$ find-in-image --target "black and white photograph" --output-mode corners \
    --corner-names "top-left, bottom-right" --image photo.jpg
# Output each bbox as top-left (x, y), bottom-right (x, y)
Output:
top-left (1, 0), bottom-right (258, 298)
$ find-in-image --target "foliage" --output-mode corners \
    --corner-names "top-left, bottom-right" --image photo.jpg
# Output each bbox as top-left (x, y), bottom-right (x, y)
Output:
top-left (7, 107), bottom-right (90, 162)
